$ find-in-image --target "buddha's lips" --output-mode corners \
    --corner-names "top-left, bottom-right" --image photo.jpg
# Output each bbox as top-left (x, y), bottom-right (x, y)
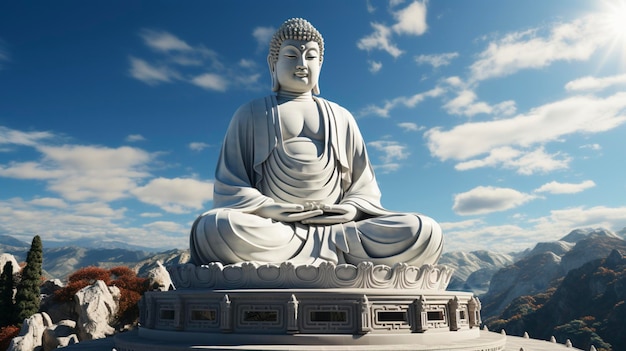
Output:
top-left (295, 71), bottom-right (308, 77)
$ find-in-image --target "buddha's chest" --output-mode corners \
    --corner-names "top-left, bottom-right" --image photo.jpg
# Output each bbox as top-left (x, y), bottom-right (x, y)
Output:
top-left (278, 101), bottom-right (324, 141)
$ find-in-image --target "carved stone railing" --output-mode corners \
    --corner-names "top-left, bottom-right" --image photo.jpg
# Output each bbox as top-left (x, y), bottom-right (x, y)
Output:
top-left (167, 261), bottom-right (453, 290)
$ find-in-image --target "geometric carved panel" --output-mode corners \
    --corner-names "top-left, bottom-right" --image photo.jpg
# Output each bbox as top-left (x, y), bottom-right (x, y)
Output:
top-left (300, 304), bottom-right (355, 333)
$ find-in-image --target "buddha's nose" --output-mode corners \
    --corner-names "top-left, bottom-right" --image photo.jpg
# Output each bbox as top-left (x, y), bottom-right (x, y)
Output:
top-left (297, 54), bottom-right (306, 66)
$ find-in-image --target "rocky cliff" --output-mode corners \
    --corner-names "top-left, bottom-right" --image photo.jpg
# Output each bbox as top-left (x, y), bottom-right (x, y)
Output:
top-left (486, 249), bottom-right (626, 351)
top-left (481, 228), bottom-right (626, 320)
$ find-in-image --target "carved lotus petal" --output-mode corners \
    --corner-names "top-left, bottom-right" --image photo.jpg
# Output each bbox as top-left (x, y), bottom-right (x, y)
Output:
top-left (334, 264), bottom-right (358, 281)
top-left (403, 266), bottom-right (422, 283)
top-left (257, 264), bottom-right (281, 281)
top-left (223, 265), bottom-right (244, 282)
top-left (371, 265), bottom-right (393, 282)
top-left (294, 265), bottom-right (320, 282)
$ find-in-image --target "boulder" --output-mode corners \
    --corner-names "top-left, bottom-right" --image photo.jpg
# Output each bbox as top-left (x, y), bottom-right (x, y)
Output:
top-left (38, 279), bottom-right (73, 323)
top-left (0, 253), bottom-right (20, 275)
top-left (74, 280), bottom-right (120, 341)
top-left (7, 312), bottom-right (53, 351)
top-left (145, 261), bottom-right (174, 291)
top-left (42, 319), bottom-right (78, 351)
top-left (40, 279), bottom-right (64, 295)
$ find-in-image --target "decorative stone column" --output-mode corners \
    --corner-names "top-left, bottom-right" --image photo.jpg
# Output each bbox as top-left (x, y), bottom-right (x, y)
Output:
top-left (220, 294), bottom-right (232, 332)
top-left (411, 295), bottom-right (428, 333)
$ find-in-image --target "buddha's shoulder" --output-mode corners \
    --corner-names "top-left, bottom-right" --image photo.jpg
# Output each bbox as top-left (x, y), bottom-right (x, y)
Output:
top-left (314, 97), bottom-right (352, 115)
top-left (231, 97), bottom-right (274, 121)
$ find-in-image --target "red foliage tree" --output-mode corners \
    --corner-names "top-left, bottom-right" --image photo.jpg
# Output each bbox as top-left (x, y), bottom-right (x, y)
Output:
top-left (0, 325), bottom-right (20, 350)
top-left (53, 266), bottom-right (147, 325)
top-left (54, 266), bottom-right (111, 302)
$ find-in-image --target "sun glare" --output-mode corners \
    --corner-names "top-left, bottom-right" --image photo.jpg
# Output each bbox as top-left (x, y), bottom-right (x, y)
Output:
top-left (606, 2), bottom-right (626, 39)
top-left (595, 0), bottom-right (626, 68)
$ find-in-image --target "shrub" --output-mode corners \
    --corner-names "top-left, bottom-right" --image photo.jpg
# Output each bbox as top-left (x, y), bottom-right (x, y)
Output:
top-left (53, 265), bottom-right (147, 325)
top-left (54, 266), bottom-right (110, 302)
top-left (0, 325), bottom-right (20, 350)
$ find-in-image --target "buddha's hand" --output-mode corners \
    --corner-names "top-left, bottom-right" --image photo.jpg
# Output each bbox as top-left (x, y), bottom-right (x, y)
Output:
top-left (255, 203), bottom-right (324, 222)
top-left (301, 204), bottom-right (358, 225)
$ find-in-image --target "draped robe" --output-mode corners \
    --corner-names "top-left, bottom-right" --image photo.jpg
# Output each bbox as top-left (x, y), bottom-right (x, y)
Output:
top-left (190, 95), bottom-right (443, 266)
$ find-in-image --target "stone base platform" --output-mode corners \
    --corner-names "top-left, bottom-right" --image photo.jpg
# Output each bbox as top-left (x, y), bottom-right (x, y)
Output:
top-left (115, 328), bottom-right (506, 350)
top-left (113, 288), bottom-right (504, 351)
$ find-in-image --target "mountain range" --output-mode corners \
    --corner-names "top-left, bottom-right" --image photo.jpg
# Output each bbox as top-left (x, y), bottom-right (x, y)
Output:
top-left (1, 227), bottom-right (624, 288)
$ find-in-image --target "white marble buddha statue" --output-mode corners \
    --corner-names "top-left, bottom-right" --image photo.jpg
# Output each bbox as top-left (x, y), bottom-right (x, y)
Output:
top-left (190, 18), bottom-right (443, 267)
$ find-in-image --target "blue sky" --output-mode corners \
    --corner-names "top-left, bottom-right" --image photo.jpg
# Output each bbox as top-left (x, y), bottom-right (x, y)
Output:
top-left (1, 1), bottom-right (625, 253)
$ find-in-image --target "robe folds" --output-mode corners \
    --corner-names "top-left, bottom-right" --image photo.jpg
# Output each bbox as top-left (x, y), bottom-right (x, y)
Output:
top-left (190, 95), bottom-right (443, 266)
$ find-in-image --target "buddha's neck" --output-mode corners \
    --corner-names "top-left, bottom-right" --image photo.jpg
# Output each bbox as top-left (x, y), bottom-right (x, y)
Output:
top-left (277, 91), bottom-right (313, 102)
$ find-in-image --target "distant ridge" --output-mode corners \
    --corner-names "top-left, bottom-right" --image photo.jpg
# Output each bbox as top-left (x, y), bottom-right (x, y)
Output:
top-left (560, 227), bottom-right (621, 243)
top-left (482, 227), bottom-right (626, 320)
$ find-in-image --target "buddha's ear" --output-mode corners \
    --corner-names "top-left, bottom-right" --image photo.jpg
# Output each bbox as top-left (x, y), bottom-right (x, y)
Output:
top-left (312, 62), bottom-right (322, 95)
top-left (267, 55), bottom-right (280, 92)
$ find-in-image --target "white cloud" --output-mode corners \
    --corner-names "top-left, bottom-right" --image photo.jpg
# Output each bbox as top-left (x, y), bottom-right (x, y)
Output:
top-left (443, 205), bottom-right (626, 253)
top-left (140, 212), bottom-right (162, 218)
top-left (188, 142), bottom-right (210, 151)
top-left (440, 218), bottom-right (485, 231)
top-left (372, 163), bottom-right (401, 174)
top-left (233, 73), bottom-right (262, 88)
top-left (140, 29), bottom-right (192, 52)
top-left (0, 198), bottom-right (188, 250)
top-left (128, 57), bottom-right (178, 85)
top-left (453, 186), bottom-right (537, 216)
top-left (565, 73), bottom-right (626, 91)
top-left (443, 90), bottom-right (516, 117)
top-left (368, 140), bottom-right (409, 163)
top-left (0, 126), bottom-right (54, 147)
top-left (397, 122), bottom-right (423, 132)
top-left (73, 202), bottom-right (125, 217)
top-left (29, 197), bottom-right (68, 208)
top-left (368, 60), bottom-right (383, 73)
top-left (534, 180), bottom-right (596, 194)
top-left (143, 220), bottom-right (186, 233)
top-left (453, 146), bottom-right (570, 175)
top-left (130, 28), bottom-right (261, 92)
top-left (506, 147), bottom-right (571, 175)
top-left (360, 87), bottom-right (444, 117)
top-left (392, 1), bottom-right (428, 36)
top-left (426, 92), bottom-right (626, 167)
top-left (580, 143), bottom-right (601, 151)
top-left (470, 14), bottom-right (610, 82)
top-left (191, 73), bottom-right (228, 92)
top-left (357, 22), bottom-right (403, 58)
top-left (40, 145), bottom-right (152, 201)
top-left (0, 144), bottom-right (152, 202)
top-left (126, 134), bottom-right (146, 142)
top-left (239, 59), bottom-right (256, 69)
top-left (415, 52), bottom-right (459, 68)
top-left (531, 206), bottom-right (626, 235)
top-left (253, 26), bottom-right (275, 48)
top-left (357, 1), bottom-right (429, 58)
top-left (131, 177), bottom-right (213, 214)
top-left (444, 76), bottom-right (464, 88)
top-left (0, 161), bottom-right (62, 180)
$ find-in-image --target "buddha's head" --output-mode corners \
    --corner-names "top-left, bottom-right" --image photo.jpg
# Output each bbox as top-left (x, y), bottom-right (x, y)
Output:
top-left (268, 18), bottom-right (324, 95)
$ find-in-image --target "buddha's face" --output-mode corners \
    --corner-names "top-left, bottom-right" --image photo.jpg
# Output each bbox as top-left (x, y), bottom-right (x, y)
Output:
top-left (275, 39), bottom-right (321, 94)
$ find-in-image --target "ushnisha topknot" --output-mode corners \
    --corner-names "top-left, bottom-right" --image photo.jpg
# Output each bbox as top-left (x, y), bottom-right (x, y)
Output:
top-left (268, 18), bottom-right (324, 66)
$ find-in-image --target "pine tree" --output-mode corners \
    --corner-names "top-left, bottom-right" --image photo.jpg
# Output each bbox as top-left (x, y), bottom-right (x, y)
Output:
top-left (14, 235), bottom-right (43, 323)
top-left (0, 261), bottom-right (15, 327)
